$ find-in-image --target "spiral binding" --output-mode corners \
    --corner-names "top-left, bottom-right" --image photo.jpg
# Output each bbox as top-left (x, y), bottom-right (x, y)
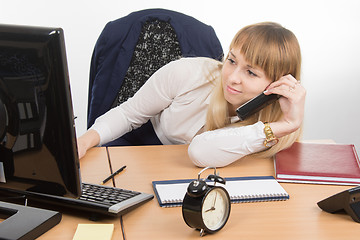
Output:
top-left (160, 193), bottom-right (289, 207)
top-left (162, 199), bottom-right (183, 207)
top-left (231, 192), bottom-right (289, 203)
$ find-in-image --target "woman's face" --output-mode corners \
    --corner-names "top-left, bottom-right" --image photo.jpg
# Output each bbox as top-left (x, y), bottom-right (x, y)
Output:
top-left (222, 48), bottom-right (273, 114)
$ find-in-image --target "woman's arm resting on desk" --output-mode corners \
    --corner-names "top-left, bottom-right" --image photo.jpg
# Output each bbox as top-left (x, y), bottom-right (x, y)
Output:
top-left (77, 129), bottom-right (100, 159)
top-left (77, 58), bottom-right (204, 158)
top-left (188, 122), bottom-right (267, 167)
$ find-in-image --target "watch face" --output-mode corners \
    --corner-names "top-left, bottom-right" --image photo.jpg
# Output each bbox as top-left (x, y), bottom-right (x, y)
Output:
top-left (201, 187), bottom-right (230, 231)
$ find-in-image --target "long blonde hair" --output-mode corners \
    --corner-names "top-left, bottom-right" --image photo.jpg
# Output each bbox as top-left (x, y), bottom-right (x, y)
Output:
top-left (206, 22), bottom-right (302, 158)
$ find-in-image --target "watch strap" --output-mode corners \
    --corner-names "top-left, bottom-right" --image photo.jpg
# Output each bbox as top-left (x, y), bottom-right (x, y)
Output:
top-left (263, 122), bottom-right (279, 147)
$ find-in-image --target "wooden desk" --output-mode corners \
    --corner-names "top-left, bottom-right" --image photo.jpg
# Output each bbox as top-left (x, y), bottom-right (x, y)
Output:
top-left (106, 145), bottom-right (360, 240)
top-left (38, 147), bottom-right (123, 240)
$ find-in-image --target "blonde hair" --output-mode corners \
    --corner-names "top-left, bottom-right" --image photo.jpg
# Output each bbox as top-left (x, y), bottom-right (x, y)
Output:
top-left (206, 22), bottom-right (302, 158)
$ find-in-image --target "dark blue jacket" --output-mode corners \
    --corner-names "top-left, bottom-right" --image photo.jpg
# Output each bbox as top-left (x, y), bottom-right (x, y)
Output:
top-left (88, 8), bottom-right (223, 128)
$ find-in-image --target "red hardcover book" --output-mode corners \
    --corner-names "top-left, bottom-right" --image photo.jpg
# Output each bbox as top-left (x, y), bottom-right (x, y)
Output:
top-left (274, 142), bottom-right (360, 185)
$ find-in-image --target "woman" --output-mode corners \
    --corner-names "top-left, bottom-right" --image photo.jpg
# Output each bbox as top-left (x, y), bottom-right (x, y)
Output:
top-left (77, 22), bottom-right (305, 167)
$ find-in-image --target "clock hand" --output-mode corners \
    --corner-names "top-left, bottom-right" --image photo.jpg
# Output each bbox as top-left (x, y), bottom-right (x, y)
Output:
top-left (211, 192), bottom-right (218, 209)
top-left (205, 192), bottom-right (218, 212)
top-left (205, 206), bottom-right (215, 212)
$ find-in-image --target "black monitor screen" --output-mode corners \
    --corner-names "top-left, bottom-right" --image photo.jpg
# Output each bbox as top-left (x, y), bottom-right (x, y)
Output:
top-left (0, 24), bottom-right (81, 198)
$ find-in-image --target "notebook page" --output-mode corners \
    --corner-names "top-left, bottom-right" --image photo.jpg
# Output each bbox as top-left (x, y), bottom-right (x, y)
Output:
top-left (155, 182), bottom-right (188, 203)
top-left (225, 179), bottom-right (288, 198)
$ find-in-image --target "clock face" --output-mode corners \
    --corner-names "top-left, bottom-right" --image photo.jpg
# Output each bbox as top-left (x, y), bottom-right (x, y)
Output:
top-left (201, 187), bottom-right (230, 231)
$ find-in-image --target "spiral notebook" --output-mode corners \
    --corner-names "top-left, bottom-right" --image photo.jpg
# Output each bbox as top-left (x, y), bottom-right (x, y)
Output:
top-left (152, 176), bottom-right (289, 207)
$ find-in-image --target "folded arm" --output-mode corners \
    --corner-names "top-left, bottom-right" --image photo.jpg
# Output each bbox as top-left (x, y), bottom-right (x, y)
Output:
top-left (188, 121), bottom-right (267, 167)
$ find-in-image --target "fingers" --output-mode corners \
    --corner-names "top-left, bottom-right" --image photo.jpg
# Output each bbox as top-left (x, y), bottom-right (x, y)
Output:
top-left (268, 74), bottom-right (299, 90)
top-left (265, 74), bottom-right (305, 100)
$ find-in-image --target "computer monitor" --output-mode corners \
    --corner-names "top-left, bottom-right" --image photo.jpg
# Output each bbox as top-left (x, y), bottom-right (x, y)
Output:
top-left (0, 24), bottom-right (81, 199)
top-left (0, 23), bottom-right (82, 239)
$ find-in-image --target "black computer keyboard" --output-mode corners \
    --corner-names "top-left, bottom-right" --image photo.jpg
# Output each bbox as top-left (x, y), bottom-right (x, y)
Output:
top-left (81, 183), bottom-right (140, 205)
top-left (77, 183), bottom-right (154, 215)
top-left (19, 183), bottom-right (154, 217)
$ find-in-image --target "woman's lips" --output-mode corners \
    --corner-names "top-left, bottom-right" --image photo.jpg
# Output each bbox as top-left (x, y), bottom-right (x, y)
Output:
top-left (226, 86), bottom-right (242, 94)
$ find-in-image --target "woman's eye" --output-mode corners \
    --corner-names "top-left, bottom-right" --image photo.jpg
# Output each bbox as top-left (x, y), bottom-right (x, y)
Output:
top-left (247, 70), bottom-right (257, 77)
top-left (227, 58), bottom-right (235, 64)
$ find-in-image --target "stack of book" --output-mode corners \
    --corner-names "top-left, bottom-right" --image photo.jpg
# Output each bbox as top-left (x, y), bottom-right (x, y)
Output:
top-left (274, 142), bottom-right (360, 185)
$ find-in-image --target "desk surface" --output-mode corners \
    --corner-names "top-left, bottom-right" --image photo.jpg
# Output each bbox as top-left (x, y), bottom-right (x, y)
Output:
top-left (35, 144), bottom-right (360, 240)
top-left (106, 144), bottom-right (360, 240)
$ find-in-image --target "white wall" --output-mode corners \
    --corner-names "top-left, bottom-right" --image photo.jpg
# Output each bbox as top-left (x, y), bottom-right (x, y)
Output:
top-left (1, 0), bottom-right (360, 153)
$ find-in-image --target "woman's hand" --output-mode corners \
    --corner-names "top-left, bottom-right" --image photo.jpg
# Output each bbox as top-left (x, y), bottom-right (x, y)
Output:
top-left (76, 129), bottom-right (101, 159)
top-left (264, 74), bottom-right (306, 138)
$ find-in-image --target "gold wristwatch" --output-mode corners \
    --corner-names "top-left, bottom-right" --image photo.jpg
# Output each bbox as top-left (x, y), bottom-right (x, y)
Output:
top-left (263, 122), bottom-right (279, 147)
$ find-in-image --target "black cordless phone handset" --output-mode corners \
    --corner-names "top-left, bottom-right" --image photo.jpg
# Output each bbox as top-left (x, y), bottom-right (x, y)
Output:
top-left (236, 92), bottom-right (280, 121)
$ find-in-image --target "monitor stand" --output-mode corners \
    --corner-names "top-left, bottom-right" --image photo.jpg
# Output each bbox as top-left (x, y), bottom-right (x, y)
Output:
top-left (0, 201), bottom-right (61, 240)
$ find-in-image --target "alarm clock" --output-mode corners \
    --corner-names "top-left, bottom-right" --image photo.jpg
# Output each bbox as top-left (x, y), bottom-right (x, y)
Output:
top-left (182, 167), bottom-right (231, 236)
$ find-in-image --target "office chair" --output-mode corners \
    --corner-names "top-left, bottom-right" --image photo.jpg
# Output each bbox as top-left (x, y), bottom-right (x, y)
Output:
top-left (87, 8), bottom-right (223, 146)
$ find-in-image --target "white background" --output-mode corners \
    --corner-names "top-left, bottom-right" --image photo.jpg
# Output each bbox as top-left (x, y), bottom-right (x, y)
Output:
top-left (1, 0), bottom-right (359, 153)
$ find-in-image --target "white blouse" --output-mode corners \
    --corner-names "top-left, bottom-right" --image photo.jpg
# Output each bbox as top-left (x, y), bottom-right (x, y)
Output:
top-left (90, 57), bottom-right (267, 167)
